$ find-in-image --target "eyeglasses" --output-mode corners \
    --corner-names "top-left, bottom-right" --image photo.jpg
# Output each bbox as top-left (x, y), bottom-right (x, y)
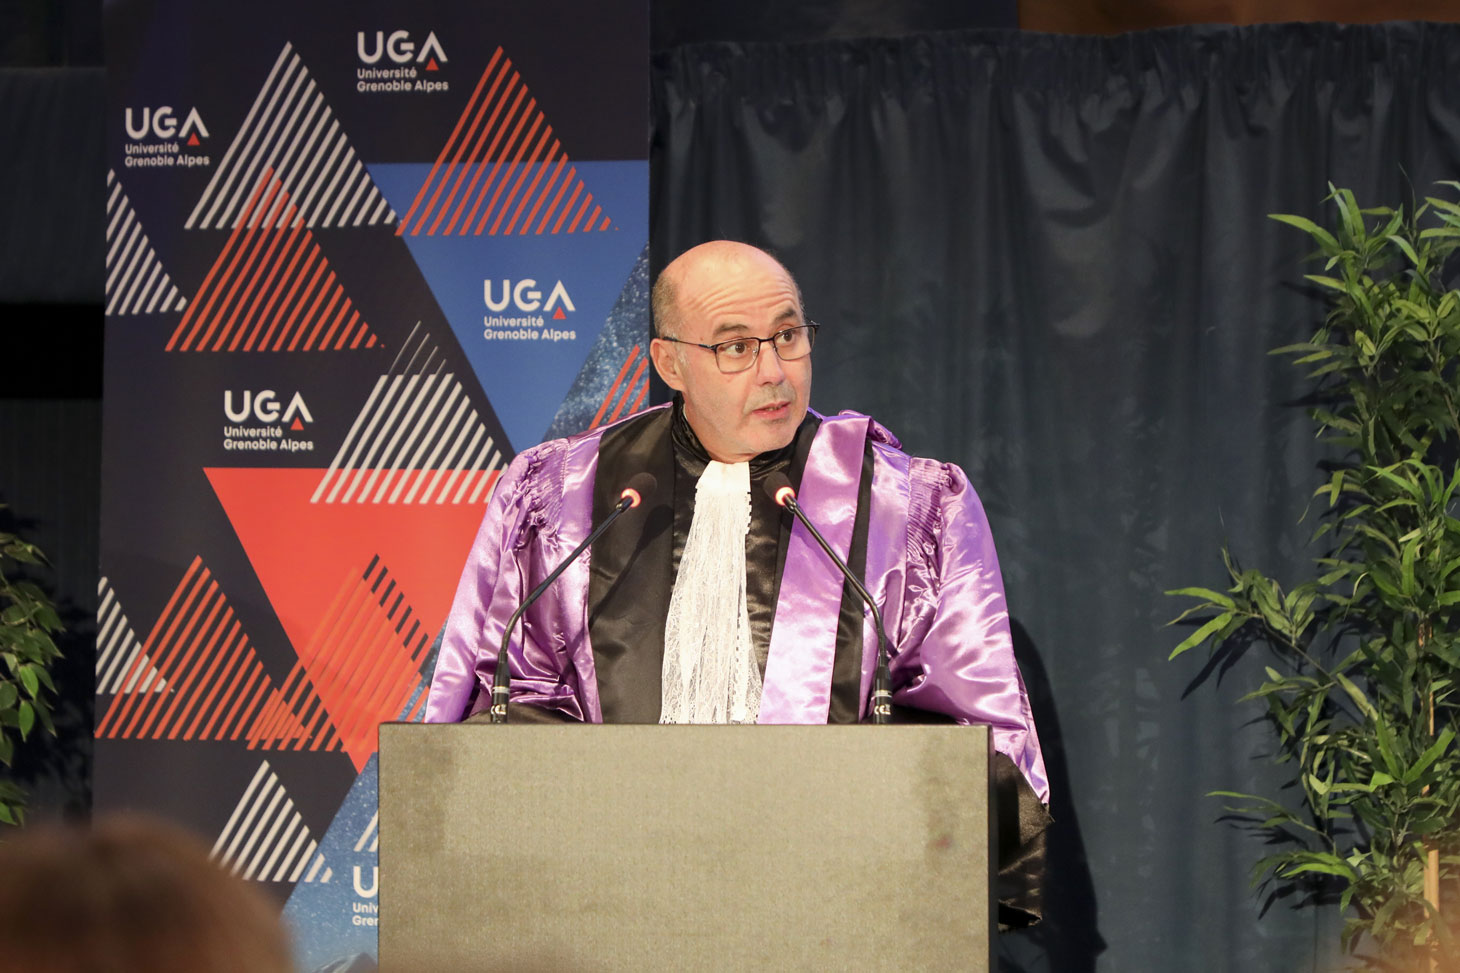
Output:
top-left (658, 323), bottom-right (819, 374)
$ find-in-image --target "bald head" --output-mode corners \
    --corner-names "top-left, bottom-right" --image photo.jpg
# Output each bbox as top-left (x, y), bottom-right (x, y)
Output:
top-left (652, 241), bottom-right (802, 339)
top-left (647, 240), bottom-right (813, 463)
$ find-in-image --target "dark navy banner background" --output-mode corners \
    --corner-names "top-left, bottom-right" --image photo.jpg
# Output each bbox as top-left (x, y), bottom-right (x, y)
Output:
top-left (99, 2), bottom-right (646, 967)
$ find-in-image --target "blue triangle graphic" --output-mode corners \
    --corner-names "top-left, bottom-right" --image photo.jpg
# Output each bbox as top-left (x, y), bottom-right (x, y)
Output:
top-left (282, 756), bottom-right (381, 971)
top-left (544, 244), bottom-right (653, 440)
top-left (369, 160), bottom-right (648, 452)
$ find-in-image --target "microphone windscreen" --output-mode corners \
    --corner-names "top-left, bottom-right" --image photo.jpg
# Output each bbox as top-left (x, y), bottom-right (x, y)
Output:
top-left (763, 471), bottom-right (795, 507)
top-left (620, 471), bottom-right (658, 509)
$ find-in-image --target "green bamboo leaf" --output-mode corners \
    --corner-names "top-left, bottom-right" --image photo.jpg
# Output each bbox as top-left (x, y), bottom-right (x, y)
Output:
top-left (1402, 726), bottom-right (1456, 785)
top-left (1304, 360), bottom-right (1347, 379)
top-left (1270, 213), bottom-right (1341, 251)
top-left (1206, 789), bottom-right (1278, 806)
top-left (1302, 274), bottom-right (1347, 292)
top-left (1436, 289), bottom-right (1459, 320)
top-left (1390, 298), bottom-right (1434, 322)
top-left (1356, 524), bottom-right (1402, 557)
top-left (1372, 717), bottom-right (1402, 778)
top-left (1168, 612), bottom-right (1234, 659)
top-left (17, 700), bottom-right (33, 740)
top-left (1335, 672), bottom-right (1379, 722)
top-left (1332, 188), bottom-right (1363, 242)
top-left (1369, 464), bottom-right (1424, 500)
top-left (1385, 234), bottom-right (1422, 267)
top-left (1323, 782), bottom-right (1373, 794)
top-left (1279, 860), bottom-right (1357, 880)
top-left (1164, 587), bottom-right (1237, 609)
top-left (1399, 321), bottom-right (1429, 342)
top-left (1401, 539), bottom-right (1418, 597)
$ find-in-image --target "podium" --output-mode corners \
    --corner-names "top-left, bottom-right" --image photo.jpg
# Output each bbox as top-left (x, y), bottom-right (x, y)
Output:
top-left (378, 723), bottom-right (995, 972)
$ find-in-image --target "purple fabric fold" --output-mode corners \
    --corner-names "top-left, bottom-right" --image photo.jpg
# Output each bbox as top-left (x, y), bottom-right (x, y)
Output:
top-left (423, 420), bottom-right (616, 724)
top-left (759, 413), bottom-right (868, 723)
top-left (887, 458), bottom-right (1049, 802)
top-left (860, 431), bottom-right (912, 716)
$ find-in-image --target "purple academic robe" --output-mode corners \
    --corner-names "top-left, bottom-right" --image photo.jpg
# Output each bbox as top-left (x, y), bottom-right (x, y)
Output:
top-left (426, 405), bottom-right (1049, 804)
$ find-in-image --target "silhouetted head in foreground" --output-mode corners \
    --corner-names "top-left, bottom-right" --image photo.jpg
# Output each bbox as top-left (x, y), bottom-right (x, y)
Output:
top-left (0, 813), bottom-right (292, 973)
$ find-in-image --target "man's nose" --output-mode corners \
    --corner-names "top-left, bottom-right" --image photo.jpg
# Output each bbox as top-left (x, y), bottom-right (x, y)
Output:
top-left (754, 340), bottom-right (787, 382)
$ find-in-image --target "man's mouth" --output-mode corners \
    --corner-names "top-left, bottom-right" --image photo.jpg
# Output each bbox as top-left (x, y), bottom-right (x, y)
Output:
top-left (751, 401), bottom-right (791, 419)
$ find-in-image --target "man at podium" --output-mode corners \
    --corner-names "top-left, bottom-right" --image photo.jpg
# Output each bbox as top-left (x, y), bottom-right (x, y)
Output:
top-left (425, 240), bottom-right (1051, 926)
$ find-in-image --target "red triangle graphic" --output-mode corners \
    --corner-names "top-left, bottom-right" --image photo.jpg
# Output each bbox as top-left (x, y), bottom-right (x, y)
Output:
top-left (426, 58), bottom-right (439, 71)
top-left (552, 307), bottom-right (566, 320)
top-left (94, 557), bottom-right (301, 745)
top-left (205, 468), bottom-right (488, 769)
top-left (167, 169), bottom-right (381, 353)
top-left (248, 687), bottom-right (311, 746)
top-left (291, 417), bottom-right (304, 431)
top-left (395, 47), bottom-right (612, 237)
top-left (187, 133), bottom-right (201, 147)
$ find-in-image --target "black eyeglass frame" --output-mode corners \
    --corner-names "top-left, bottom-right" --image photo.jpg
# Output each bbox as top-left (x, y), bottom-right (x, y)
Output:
top-left (656, 323), bottom-right (820, 374)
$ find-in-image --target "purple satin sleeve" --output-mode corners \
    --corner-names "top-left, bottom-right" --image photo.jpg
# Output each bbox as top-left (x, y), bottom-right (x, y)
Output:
top-left (423, 437), bottom-right (600, 724)
top-left (891, 458), bottom-right (1049, 803)
top-left (423, 449), bottom-right (534, 723)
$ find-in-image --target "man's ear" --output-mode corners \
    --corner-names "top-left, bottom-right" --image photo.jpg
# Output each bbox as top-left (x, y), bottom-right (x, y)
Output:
top-left (650, 338), bottom-right (686, 392)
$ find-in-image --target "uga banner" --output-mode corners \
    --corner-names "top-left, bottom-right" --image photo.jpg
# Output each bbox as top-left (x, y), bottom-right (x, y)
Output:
top-left (99, 1), bottom-right (648, 967)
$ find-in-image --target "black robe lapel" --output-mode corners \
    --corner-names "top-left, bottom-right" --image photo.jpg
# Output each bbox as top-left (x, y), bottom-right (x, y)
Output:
top-left (588, 409), bottom-right (677, 723)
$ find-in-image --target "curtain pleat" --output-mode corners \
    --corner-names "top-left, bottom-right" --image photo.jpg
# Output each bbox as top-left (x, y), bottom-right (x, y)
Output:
top-left (652, 22), bottom-right (1460, 971)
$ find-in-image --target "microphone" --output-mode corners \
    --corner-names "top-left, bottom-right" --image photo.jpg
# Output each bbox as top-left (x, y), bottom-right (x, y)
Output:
top-left (764, 472), bottom-right (893, 724)
top-left (490, 471), bottom-right (657, 723)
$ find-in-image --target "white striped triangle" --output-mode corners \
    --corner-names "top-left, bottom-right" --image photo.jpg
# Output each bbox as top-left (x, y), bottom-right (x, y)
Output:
top-left (211, 759), bottom-right (330, 884)
top-left (95, 577), bottom-right (167, 695)
top-left (104, 170), bottom-right (187, 316)
top-left (311, 323), bottom-right (503, 505)
top-left (186, 42), bottom-right (396, 231)
top-left (353, 811), bottom-right (379, 854)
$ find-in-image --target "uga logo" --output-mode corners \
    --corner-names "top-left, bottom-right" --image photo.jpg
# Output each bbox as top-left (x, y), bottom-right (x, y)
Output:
top-left (483, 279), bottom-right (576, 316)
top-left (356, 30), bottom-right (448, 67)
top-left (224, 390), bottom-right (314, 426)
top-left (125, 106), bottom-right (209, 142)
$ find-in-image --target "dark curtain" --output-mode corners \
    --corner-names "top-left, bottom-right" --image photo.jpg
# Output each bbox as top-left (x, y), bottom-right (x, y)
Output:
top-left (652, 22), bottom-right (1460, 972)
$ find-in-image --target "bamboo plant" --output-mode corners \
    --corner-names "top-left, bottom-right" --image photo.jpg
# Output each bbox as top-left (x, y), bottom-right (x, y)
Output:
top-left (1169, 185), bottom-right (1460, 967)
top-left (0, 513), bottom-right (61, 826)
